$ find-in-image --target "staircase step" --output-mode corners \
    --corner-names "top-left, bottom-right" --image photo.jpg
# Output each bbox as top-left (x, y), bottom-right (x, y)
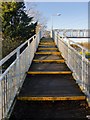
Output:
top-left (27, 71), bottom-right (72, 75)
top-left (9, 100), bottom-right (89, 119)
top-left (40, 42), bottom-right (55, 45)
top-left (33, 59), bottom-right (65, 63)
top-left (35, 52), bottom-right (61, 55)
top-left (38, 48), bottom-right (58, 50)
top-left (17, 96), bottom-right (86, 101)
top-left (39, 44), bottom-right (55, 46)
top-left (40, 41), bottom-right (54, 43)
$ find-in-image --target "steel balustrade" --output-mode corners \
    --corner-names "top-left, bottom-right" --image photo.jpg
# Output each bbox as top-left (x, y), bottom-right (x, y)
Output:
top-left (0, 30), bottom-right (43, 119)
top-left (51, 30), bottom-right (90, 106)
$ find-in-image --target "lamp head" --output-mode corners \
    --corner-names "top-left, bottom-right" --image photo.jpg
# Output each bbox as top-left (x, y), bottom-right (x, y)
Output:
top-left (57, 13), bottom-right (61, 16)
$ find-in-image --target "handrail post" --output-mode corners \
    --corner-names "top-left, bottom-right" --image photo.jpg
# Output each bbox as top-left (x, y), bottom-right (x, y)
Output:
top-left (56, 31), bottom-right (59, 46)
top-left (16, 49), bottom-right (20, 90)
top-left (78, 30), bottom-right (80, 37)
top-left (82, 48), bottom-right (85, 91)
top-left (38, 31), bottom-right (41, 44)
top-left (39, 30), bottom-right (41, 39)
top-left (83, 30), bottom-right (84, 37)
top-left (0, 80), bottom-right (2, 120)
top-left (67, 39), bottom-right (70, 67)
top-left (51, 30), bottom-right (54, 39)
top-left (0, 31), bottom-right (2, 119)
top-left (51, 30), bottom-right (53, 38)
top-left (0, 65), bottom-right (2, 119)
top-left (28, 40), bottom-right (30, 67)
top-left (33, 36), bottom-right (36, 53)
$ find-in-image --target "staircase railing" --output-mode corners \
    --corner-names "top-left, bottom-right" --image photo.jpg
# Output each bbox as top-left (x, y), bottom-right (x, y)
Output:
top-left (52, 30), bottom-right (90, 106)
top-left (0, 30), bottom-right (43, 119)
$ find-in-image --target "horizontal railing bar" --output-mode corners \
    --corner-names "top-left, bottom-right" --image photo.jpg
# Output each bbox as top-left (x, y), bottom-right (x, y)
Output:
top-left (0, 35), bottom-right (36, 66)
top-left (0, 37), bottom-right (33, 81)
top-left (54, 29), bottom-right (89, 31)
top-left (0, 49), bottom-right (17, 66)
top-left (67, 38), bottom-right (90, 52)
top-left (57, 35), bottom-right (83, 59)
top-left (58, 34), bottom-right (90, 52)
top-left (0, 59), bottom-right (17, 81)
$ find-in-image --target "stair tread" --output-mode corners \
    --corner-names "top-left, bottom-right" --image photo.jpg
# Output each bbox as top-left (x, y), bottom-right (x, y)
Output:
top-left (10, 100), bottom-right (90, 119)
top-left (18, 74), bottom-right (85, 98)
top-left (29, 62), bottom-right (70, 71)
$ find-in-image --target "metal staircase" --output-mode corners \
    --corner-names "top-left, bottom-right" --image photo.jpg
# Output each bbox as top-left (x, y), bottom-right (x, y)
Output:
top-left (9, 37), bottom-right (90, 119)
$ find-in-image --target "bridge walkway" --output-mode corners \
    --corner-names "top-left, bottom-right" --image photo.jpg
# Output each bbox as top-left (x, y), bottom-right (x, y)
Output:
top-left (9, 37), bottom-right (90, 119)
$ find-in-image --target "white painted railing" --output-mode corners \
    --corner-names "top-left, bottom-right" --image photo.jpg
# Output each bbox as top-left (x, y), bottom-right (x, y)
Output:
top-left (54, 29), bottom-right (89, 37)
top-left (0, 30), bottom-right (43, 119)
top-left (52, 30), bottom-right (90, 105)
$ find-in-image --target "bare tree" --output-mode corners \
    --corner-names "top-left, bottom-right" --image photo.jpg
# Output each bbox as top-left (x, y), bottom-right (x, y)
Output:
top-left (25, 2), bottom-right (47, 28)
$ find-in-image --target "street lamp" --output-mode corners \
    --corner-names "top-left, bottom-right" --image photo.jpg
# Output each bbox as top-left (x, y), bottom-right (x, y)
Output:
top-left (51, 13), bottom-right (61, 30)
top-left (51, 13), bottom-right (61, 38)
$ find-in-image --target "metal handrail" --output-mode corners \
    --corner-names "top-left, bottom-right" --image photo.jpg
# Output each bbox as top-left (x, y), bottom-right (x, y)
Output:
top-left (52, 30), bottom-right (90, 106)
top-left (0, 30), bottom-right (43, 119)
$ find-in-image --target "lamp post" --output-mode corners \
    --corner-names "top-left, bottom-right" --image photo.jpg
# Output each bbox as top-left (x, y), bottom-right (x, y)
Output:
top-left (51, 13), bottom-right (61, 30)
top-left (51, 13), bottom-right (61, 38)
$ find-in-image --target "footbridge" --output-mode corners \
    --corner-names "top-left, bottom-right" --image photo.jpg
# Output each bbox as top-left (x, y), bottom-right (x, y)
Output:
top-left (0, 29), bottom-right (90, 119)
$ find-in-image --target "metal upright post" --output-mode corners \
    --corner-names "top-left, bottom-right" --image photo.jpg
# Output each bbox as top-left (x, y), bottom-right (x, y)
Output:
top-left (82, 48), bottom-right (85, 91)
top-left (16, 49), bottom-right (20, 90)
top-left (28, 40), bottom-right (30, 67)
top-left (78, 30), bottom-right (80, 37)
top-left (67, 39), bottom-right (70, 67)
top-left (0, 80), bottom-right (2, 120)
top-left (0, 27), bottom-right (2, 120)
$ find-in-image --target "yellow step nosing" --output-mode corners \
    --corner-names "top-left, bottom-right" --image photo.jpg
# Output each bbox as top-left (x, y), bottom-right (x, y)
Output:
top-left (17, 96), bottom-right (86, 101)
top-left (38, 48), bottom-right (58, 50)
top-left (40, 43), bottom-right (55, 45)
top-left (40, 42), bottom-right (54, 43)
top-left (39, 44), bottom-right (55, 46)
top-left (40, 40), bottom-right (55, 43)
top-left (33, 59), bottom-right (65, 63)
top-left (35, 52), bottom-right (61, 55)
top-left (40, 42), bottom-right (55, 43)
top-left (27, 71), bottom-right (72, 75)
